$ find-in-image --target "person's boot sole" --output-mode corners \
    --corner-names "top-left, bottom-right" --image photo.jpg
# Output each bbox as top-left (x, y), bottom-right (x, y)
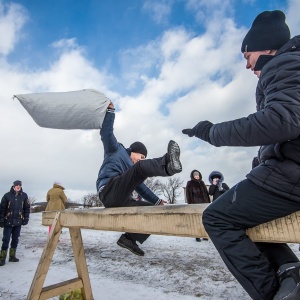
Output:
top-left (117, 240), bottom-right (144, 256)
top-left (167, 140), bottom-right (182, 175)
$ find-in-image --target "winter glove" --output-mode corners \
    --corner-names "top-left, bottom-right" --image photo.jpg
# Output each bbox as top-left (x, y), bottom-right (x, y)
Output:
top-left (22, 219), bottom-right (28, 226)
top-left (0, 221), bottom-right (4, 228)
top-left (182, 121), bottom-right (213, 143)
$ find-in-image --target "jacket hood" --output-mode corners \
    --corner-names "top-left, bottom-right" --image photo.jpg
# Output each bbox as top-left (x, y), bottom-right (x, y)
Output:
top-left (190, 170), bottom-right (202, 180)
top-left (208, 171), bottom-right (224, 184)
top-left (256, 35), bottom-right (300, 71)
top-left (53, 183), bottom-right (65, 190)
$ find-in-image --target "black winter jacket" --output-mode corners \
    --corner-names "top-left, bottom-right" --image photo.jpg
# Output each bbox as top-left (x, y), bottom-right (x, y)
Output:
top-left (208, 171), bottom-right (230, 201)
top-left (208, 36), bottom-right (300, 201)
top-left (0, 186), bottom-right (30, 227)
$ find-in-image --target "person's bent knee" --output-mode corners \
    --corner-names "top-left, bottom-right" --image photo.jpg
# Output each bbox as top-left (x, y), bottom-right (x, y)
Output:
top-left (202, 206), bottom-right (217, 233)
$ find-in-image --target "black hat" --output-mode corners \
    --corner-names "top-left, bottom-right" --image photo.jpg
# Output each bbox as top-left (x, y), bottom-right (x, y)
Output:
top-left (241, 10), bottom-right (290, 53)
top-left (130, 142), bottom-right (147, 158)
top-left (13, 180), bottom-right (22, 186)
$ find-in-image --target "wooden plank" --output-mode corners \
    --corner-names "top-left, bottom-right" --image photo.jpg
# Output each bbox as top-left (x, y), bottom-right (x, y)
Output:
top-left (27, 212), bottom-right (62, 300)
top-left (42, 205), bottom-right (300, 243)
top-left (70, 228), bottom-right (93, 300)
top-left (39, 278), bottom-right (83, 300)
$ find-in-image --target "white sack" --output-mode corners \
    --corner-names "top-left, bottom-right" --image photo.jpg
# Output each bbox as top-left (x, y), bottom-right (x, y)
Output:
top-left (14, 89), bottom-right (111, 129)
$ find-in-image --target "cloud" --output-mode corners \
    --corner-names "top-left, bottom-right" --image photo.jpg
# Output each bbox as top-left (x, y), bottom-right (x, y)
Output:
top-left (286, 0), bottom-right (300, 36)
top-left (1, 0), bottom-right (297, 203)
top-left (142, 0), bottom-right (172, 24)
top-left (0, 0), bottom-right (28, 55)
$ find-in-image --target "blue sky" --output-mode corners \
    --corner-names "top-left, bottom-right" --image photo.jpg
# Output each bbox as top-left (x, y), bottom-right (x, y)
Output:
top-left (0, 0), bottom-right (298, 201)
top-left (6, 0), bottom-right (289, 94)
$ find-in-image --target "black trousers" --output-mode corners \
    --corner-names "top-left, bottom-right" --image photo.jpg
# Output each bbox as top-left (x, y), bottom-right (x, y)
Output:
top-left (1, 225), bottom-right (22, 250)
top-left (99, 156), bottom-right (168, 243)
top-left (203, 179), bottom-right (300, 300)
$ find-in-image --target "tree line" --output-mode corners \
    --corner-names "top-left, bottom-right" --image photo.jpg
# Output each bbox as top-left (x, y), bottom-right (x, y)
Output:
top-left (83, 176), bottom-right (183, 208)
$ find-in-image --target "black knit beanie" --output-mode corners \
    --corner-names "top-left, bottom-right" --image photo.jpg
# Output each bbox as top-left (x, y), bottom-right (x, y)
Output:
top-left (13, 180), bottom-right (22, 186)
top-left (130, 141), bottom-right (147, 158)
top-left (241, 10), bottom-right (290, 53)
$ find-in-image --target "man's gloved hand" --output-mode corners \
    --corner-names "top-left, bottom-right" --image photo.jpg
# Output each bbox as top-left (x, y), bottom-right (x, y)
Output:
top-left (0, 221), bottom-right (4, 228)
top-left (22, 219), bottom-right (28, 226)
top-left (182, 121), bottom-right (214, 143)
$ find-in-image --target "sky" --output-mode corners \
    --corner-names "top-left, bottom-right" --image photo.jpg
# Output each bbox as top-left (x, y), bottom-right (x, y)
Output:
top-left (1, 0), bottom-right (300, 202)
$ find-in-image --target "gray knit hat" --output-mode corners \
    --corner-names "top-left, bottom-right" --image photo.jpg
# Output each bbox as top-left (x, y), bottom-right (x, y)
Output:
top-left (241, 10), bottom-right (290, 53)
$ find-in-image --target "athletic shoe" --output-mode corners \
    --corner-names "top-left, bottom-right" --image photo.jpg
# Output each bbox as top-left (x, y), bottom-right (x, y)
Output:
top-left (117, 234), bottom-right (144, 256)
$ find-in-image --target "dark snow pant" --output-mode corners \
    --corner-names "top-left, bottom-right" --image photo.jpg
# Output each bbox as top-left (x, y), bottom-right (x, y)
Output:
top-left (1, 225), bottom-right (22, 251)
top-left (202, 179), bottom-right (300, 300)
top-left (99, 156), bottom-right (168, 243)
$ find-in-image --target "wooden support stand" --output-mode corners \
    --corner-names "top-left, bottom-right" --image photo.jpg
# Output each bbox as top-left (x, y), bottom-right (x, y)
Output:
top-left (27, 204), bottom-right (300, 300)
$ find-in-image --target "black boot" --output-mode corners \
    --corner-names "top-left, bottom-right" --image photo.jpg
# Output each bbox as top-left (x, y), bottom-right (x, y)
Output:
top-left (274, 262), bottom-right (300, 300)
top-left (138, 140), bottom-right (182, 178)
top-left (166, 140), bottom-right (182, 176)
top-left (0, 250), bottom-right (7, 266)
top-left (9, 248), bottom-right (19, 262)
top-left (117, 234), bottom-right (145, 256)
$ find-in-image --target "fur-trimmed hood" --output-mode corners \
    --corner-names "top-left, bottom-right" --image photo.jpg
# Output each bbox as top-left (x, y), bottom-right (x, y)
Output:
top-left (208, 171), bottom-right (224, 184)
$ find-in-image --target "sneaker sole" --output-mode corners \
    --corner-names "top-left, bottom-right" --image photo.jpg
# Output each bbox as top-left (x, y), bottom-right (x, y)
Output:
top-left (167, 140), bottom-right (182, 173)
top-left (117, 241), bottom-right (144, 256)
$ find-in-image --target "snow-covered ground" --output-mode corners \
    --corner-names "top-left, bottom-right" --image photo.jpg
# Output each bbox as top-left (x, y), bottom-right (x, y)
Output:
top-left (1, 212), bottom-right (300, 300)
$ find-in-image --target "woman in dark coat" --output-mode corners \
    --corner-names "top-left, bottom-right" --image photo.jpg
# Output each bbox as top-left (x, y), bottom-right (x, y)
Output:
top-left (186, 170), bottom-right (210, 242)
top-left (208, 171), bottom-right (230, 201)
top-left (186, 170), bottom-right (210, 204)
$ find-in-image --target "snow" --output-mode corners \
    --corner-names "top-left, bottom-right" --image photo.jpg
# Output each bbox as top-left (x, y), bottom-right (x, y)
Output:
top-left (1, 212), bottom-right (300, 300)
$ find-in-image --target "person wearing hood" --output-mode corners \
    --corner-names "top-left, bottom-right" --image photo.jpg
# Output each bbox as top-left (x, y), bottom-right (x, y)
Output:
top-left (186, 170), bottom-right (210, 242)
top-left (46, 181), bottom-right (68, 233)
top-left (97, 101), bottom-right (182, 256)
top-left (182, 10), bottom-right (300, 300)
top-left (0, 180), bottom-right (30, 266)
top-left (208, 171), bottom-right (229, 201)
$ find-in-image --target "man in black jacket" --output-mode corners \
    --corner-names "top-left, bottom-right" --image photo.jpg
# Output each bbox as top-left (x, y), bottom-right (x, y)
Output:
top-left (0, 180), bottom-right (30, 266)
top-left (183, 10), bottom-right (300, 300)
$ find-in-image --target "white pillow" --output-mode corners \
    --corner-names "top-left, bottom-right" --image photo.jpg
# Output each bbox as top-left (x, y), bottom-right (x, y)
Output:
top-left (14, 89), bottom-right (111, 129)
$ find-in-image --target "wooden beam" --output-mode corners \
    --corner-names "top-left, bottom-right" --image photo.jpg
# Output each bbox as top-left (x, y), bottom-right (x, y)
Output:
top-left (39, 278), bottom-right (83, 300)
top-left (42, 204), bottom-right (300, 243)
top-left (70, 228), bottom-right (93, 299)
top-left (27, 212), bottom-right (62, 300)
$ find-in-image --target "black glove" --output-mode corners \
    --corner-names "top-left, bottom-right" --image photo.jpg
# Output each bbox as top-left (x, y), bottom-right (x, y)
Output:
top-left (0, 221), bottom-right (4, 228)
top-left (22, 219), bottom-right (28, 226)
top-left (182, 121), bottom-right (213, 143)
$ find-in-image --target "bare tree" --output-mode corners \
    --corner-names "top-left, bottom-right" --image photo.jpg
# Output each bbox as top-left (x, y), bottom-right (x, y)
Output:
top-left (158, 177), bottom-right (184, 204)
top-left (144, 178), bottom-right (162, 195)
top-left (82, 193), bottom-right (103, 208)
top-left (132, 177), bottom-right (163, 200)
top-left (28, 197), bottom-right (36, 205)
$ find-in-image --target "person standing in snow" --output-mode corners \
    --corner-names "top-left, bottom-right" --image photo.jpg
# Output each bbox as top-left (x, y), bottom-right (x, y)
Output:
top-left (182, 10), bottom-right (300, 300)
top-left (45, 181), bottom-right (67, 233)
top-left (0, 180), bottom-right (30, 266)
top-left (97, 101), bottom-right (182, 256)
top-left (208, 171), bottom-right (229, 201)
top-left (186, 170), bottom-right (210, 242)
